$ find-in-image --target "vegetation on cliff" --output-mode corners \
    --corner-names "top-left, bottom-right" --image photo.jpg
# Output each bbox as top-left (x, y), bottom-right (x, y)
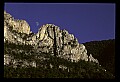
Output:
top-left (4, 39), bottom-right (115, 79)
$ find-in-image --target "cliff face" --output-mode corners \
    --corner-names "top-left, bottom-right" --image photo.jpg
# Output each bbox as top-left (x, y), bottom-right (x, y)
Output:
top-left (4, 11), bottom-right (30, 34)
top-left (4, 11), bottom-right (31, 44)
top-left (4, 11), bottom-right (99, 67)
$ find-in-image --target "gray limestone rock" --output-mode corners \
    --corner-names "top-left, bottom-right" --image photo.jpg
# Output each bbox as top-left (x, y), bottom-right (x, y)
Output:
top-left (4, 11), bottom-right (99, 68)
top-left (4, 11), bottom-right (30, 35)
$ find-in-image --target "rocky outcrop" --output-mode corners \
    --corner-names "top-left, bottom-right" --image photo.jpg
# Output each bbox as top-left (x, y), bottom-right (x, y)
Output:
top-left (4, 11), bottom-right (99, 67)
top-left (4, 11), bottom-right (30, 35)
top-left (33, 24), bottom-right (98, 63)
top-left (4, 54), bottom-right (37, 68)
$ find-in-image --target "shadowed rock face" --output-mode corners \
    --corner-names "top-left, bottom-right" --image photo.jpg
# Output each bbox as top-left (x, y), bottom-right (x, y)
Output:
top-left (4, 11), bottom-right (99, 67)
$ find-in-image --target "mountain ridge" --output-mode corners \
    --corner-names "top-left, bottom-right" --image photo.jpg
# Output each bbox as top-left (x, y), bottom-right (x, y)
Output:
top-left (4, 11), bottom-right (98, 64)
top-left (4, 11), bottom-right (115, 78)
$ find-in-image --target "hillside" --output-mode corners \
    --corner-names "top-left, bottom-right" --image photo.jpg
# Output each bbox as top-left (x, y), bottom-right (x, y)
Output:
top-left (83, 39), bottom-right (115, 76)
top-left (4, 41), bottom-right (114, 78)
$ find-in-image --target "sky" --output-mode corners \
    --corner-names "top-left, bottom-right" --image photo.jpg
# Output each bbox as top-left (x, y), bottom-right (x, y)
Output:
top-left (4, 3), bottom-right (115, 43)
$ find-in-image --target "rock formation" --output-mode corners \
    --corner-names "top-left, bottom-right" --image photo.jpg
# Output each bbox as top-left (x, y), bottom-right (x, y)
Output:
top-left (4, 11), bottom-right (30, 34)
top-left (4, 11), bottom-right (99, 67)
